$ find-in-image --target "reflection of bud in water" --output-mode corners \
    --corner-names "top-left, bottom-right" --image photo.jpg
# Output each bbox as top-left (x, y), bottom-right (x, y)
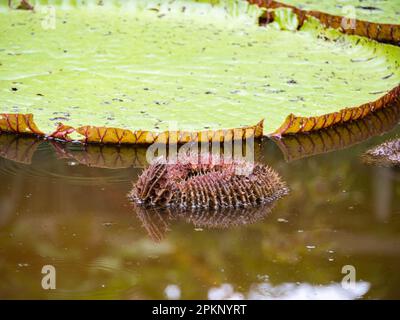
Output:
top-left (134, 202), bottom-right (278, 242)
top-left (129, 155), bottom-right (288, 209)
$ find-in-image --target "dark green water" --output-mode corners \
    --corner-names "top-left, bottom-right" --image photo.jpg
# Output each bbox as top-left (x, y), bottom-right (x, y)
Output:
top-left (0, 104), bottom-right (399, 299)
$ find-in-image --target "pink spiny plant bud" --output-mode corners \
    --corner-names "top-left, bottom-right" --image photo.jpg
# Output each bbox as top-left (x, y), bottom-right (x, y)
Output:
top-left (129, 155), bottom-right (288, 209)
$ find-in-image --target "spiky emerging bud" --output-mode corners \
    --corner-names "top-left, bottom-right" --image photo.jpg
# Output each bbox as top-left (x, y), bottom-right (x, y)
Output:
top-left (363, 139), bottom-right (400, 167)
top-left (129, 155), bottom-right (288, 209)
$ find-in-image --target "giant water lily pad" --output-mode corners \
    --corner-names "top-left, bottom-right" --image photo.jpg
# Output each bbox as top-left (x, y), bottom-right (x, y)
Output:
top-left (270, 0), bottom-right (399, 24)
top-left (250, 0), bottom-right (400, 43)
top-left (0, 0), bottom-right (399, 144)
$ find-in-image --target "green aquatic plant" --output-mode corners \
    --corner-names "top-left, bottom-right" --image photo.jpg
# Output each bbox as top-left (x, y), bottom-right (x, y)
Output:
top-left (249, 0), bottom-right (400, 43)
top-left (266, 0), bottom-right (399, 24)
top-left (0, 0), bottom-right (399, 144)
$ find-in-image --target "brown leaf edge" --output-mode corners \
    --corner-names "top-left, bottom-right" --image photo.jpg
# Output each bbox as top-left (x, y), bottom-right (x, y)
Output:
top-left (74, 120), bottom-right (264, 144)
top-left (271, 98), bottom-right (400, 162)
top-left (249, 0), bottom-right (400, 44)
top-left (1, 85), bottom-right (399, 144)
top-left (8, 0), bottom-right (34, 11)
top-left (0, 114), bottom-right (264, 145)
top-left (271, 84), bottom-right (400, 138)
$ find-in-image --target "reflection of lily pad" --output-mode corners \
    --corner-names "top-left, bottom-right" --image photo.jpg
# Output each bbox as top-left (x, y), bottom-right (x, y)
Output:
top-left (251, 0), bottom-right (400, 43)
top-left (0, 0), bottom-right (399, 144)
top-left (273, 99), bottom-right (400, 162)
top-left (0, 133), bottom-right (40, 164)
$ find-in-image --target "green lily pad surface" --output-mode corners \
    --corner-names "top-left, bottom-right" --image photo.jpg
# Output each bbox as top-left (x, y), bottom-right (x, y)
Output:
top-left (277, 0), bottom-right (400, 25)
top-left (0, 0), bottom-right (399, 136)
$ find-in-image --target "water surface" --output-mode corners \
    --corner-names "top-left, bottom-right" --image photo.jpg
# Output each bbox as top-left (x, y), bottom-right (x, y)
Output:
top-left (0, 105), bottom-right (400, 299)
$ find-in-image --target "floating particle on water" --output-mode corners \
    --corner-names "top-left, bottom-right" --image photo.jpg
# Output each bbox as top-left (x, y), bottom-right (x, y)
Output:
top-left (102, 222), bottom-right (115, 227)
top-left (257, 274), bottom-right (269, 281)
top-left (68, 160), bottom-right (79, 166)
top-left (17, 263), bottom-right (29, 267)
top-left (306, 245), bottom-right (316, 250)
top-left (194, 228), bottom-right (203, 232)
top-left (277, 218), bottom-right (288, 223)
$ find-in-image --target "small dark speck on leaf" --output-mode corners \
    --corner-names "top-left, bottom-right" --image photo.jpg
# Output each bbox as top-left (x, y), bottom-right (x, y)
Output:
top-left (382, 73), bottom-right (394, 80)
top-left (50, 117), bottom-right (69, 122)
top-left (370, 91), bottom-right (386, 95)
top-left (356, 6), bottom-right (382, 11)
top-left (351, 57), bottom-right (376, 63)
top-left (11, 87), bottom-right (18, 91)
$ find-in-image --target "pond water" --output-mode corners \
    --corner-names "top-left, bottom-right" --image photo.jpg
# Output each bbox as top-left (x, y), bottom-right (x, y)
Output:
top-left (0, 103), bottom-right (399, 299)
